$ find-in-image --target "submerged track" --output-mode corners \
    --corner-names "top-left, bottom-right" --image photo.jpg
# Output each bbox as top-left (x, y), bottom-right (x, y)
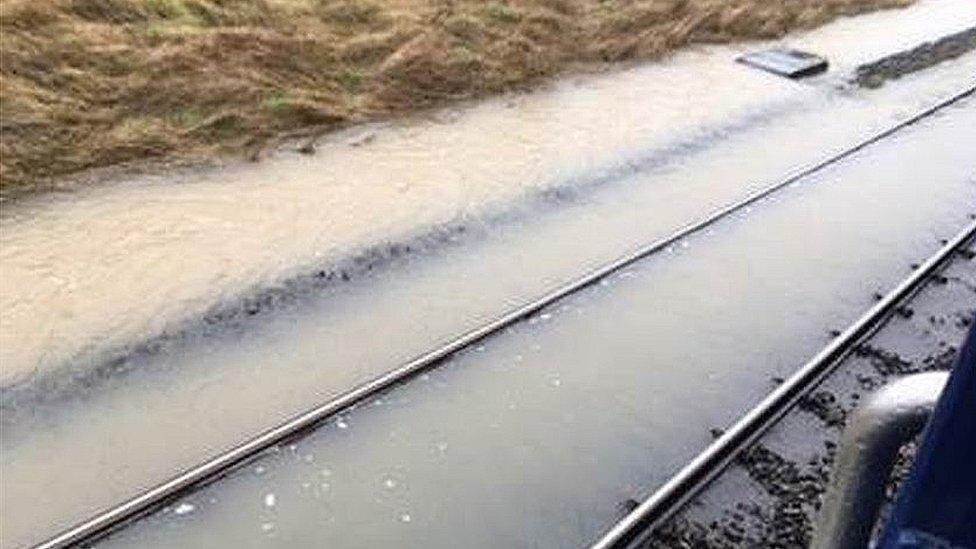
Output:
top-left (591, 218), bottom-right (976, 548)
top-left (35, 86), bottom-right (976, 549)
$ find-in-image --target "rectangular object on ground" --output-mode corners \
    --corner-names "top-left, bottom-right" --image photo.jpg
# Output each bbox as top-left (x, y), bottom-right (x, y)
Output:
top-left (737, 48), bottom-right (829, 78)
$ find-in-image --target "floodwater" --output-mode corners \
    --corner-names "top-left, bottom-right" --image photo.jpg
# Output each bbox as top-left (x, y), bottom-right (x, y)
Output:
top-left (98, 97), bottom-right (976, 549)
top-left (0, 41), bottom-right (801, 388)
top-left (1, 0), bottom-right (975, 546)
top-left (2, 0), bottom-right (974, 386)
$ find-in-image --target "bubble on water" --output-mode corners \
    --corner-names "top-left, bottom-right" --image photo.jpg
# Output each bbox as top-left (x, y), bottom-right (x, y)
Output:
top-left (336, 418), bottom-right (349, 430)
top-left (399, 513), bottom-right (412, 523)
top-left (321, 481), bottom-right (332, 491)
top-left (321, 467), bottom-right (333, 477)
top-left (264, 493), bottom-right (276, 508)
top-left (420, 373), bottom-right (430, 382)
top-left (303, 454), bottom-right (315, 463)
top-left (435, 441), bottom-right (449, 455)
top-left (173, 502), bottom-right (195, 516)
top-left (666, 245), bottom-right (675, 254)
top-left (383, 477), bottom-right (398, 489)
top-left (254, 465), bottom-right (266, 475)
top-left (540, 313), bottom-right (552, 320)
top-left (549, 376), bottom-right (562, 387)
top-left (373, 398), bottom-right (384, 407)
top-left (260, 522), bottom-right (275, 533)
top-left (301, 481), bottom-right (312, 490)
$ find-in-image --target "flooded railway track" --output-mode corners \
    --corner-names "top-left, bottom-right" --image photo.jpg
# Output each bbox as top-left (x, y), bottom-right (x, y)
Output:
top-left (3, 3), bottom-right (975, 546)
top-left (592, 220), bottom-right (976, 549)
top-left (34, 85), bottom-right (976, 549)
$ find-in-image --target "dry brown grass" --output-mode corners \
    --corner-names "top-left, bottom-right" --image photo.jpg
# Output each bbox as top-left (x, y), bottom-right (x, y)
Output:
top-left (0, 0), bottom-right (913, 193)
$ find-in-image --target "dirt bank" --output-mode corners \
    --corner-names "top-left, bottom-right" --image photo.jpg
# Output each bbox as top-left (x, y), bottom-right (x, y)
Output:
top-left (0, 0), bottom-right (914, 196)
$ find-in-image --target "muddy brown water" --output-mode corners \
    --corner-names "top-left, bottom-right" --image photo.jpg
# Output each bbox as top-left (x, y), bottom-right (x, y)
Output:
top-left (1, 1), bottom-right (975, 547)
top-left (97, 96), bottom-right (976, 549)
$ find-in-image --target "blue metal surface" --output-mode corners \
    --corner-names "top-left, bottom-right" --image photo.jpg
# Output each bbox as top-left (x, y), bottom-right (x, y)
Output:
top-left (879, 315), bottom-right (976, 548)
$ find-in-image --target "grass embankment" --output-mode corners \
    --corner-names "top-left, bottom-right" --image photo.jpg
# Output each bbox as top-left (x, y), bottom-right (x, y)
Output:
top-left (0, 0), bottom-right (912, 194)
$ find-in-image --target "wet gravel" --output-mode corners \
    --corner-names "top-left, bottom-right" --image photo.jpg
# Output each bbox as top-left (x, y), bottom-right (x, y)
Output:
top-left (797, 391), bottom-right (847, 429)
top-left (640, 242), bottom-right (976, 548)
top-left (854, 26), bottom-right (976, 88)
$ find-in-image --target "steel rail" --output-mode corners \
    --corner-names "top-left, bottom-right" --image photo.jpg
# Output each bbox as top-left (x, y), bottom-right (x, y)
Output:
top-left (590, 218), bottom-right (976, 549)
top-left (35, 85), bottom-right (976, 549)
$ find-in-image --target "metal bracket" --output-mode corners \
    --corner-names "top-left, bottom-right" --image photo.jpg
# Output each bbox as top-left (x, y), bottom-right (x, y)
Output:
top-left (812, 372), bottom-right (948, 549)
